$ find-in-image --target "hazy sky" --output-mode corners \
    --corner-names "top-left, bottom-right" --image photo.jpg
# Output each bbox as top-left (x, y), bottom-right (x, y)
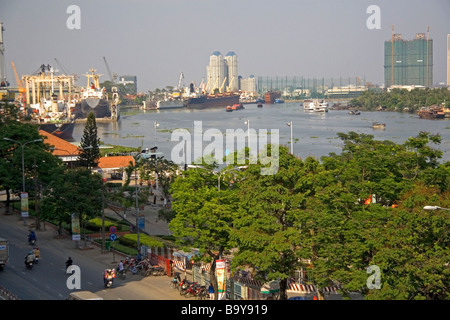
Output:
top-left (1, 0), bottom-right (449, 92)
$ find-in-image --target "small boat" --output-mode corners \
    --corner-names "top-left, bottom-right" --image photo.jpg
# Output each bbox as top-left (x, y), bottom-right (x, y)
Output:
top-left (226, 104), bottom-right (244, 112)
top-left (372, 122), bottom-right (386, 129)
top-left (348, 110), bottom-right (361, 115)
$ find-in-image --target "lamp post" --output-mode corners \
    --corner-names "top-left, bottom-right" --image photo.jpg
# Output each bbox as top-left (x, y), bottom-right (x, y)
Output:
top-left (154, 122), bottom-right (159, 141)
top-left (134, 166), bottom-right (141, 257)
top-left (287, 121), bottom-right (293, 154)
top-left (423, 205), bottom-right (450, 211)
top-left (3, 138), bottom-right (42, 225)
top-left (244, 119), bottom-right (250, 155)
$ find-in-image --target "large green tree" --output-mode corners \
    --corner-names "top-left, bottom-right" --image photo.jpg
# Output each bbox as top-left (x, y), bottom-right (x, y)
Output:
top-left (40, 168), bottom-right (103, 236)
top-left (78, 112), bottom-right (101, 168)
top-left (169, 165), bottom-right (241, 300)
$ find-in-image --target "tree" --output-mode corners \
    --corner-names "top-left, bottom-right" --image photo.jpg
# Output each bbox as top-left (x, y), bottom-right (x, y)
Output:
top-left (230, 146), bottom-right (307, 300)
top-left (0, 114), bottom-right (63, 218)
top-left (169, 165), bottom-right (239, 300)
top-left (78, 112), bottom-right (101, 168)
top-left (40, 168), bottom-right (103, 236)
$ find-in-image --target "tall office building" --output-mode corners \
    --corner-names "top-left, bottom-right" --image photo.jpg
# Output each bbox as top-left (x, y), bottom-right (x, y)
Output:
top-left (384, 31), bottom-right (433, 87)
top-left (447, 34), bottom-right (450, 86)
top-left (206, 51), bottom-right (238, 93)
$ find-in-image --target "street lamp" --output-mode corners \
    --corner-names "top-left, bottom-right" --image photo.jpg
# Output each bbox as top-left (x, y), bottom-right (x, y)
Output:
top-left (3, 137), bottom-right (43, 225)
top-left (244, 119), bottom-right (250, 154)
top-left (154, 122), bottom-right (159, 141)
top-left (423, 205), bottom-right (450, 211)
top-left (287, 121), bottom-right (293, 154)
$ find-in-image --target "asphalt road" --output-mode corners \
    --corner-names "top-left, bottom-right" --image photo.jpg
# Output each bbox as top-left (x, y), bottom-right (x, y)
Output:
top-left (0, 209), bottom-right (195, 300)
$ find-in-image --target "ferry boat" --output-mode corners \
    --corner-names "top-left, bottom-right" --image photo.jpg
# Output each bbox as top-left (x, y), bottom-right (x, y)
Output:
top-left (303, 99), bottom-right (328, 112)
top-left (156, 99), bottom-right (185, 109)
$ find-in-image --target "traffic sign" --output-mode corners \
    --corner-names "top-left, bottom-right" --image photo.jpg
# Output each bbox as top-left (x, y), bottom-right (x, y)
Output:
top-left (109, 233), bottom-right (118, 241)
top-left (109, 226), bottom-right (117, 234)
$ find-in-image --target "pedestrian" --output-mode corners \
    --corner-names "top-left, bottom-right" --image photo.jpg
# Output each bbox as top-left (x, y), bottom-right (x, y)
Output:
top-left (208, 284), bottom-right (214, 300)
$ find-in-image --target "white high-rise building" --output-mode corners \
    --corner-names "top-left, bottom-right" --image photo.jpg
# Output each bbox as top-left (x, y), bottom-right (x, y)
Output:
top-left (447, 34), bottom-right (450, 86)
top-left (225, 52), bottom-right (238, 92)
top-left (206, 51), bottom-right (238, 93)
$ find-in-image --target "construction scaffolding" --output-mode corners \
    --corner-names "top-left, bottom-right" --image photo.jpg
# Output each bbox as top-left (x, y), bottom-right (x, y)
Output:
top-left (257, 75), bottom-right (368, 99)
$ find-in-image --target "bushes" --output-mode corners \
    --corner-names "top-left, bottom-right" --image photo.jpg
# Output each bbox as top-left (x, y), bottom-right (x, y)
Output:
top-left (84, 217), bottom-right (129, 232)
top-left (119, 233), bottom-right (164, 248)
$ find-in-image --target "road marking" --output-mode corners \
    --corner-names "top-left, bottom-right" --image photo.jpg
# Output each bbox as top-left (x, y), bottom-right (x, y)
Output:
top-left (87, 281), bottom-right (93, 286)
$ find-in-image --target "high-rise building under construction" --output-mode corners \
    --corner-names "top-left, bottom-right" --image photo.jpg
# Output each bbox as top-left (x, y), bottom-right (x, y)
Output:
top-left (384, 30), bottom-right (433, 87)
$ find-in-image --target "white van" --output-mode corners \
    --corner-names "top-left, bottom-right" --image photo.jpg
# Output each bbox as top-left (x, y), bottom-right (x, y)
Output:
top-left (66, 291), bottom-right (104, 300)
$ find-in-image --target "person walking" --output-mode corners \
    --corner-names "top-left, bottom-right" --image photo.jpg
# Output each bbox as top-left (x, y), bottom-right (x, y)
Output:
top-left (208, 284), bottom-right (215, 300)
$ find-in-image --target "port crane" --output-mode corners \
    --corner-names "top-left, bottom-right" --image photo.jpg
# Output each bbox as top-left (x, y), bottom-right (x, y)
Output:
top-left (219, 77), bottom-right (227, 94)
top-left (103, 56), bottom-right (117, 83)
top-left (11, 61), bottom-right (26, 103)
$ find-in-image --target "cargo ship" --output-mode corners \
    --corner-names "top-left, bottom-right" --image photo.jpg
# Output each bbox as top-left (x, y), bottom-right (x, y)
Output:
top-left (72, 69), bottom-right (119, 121)
top-left (21, 65), bottom-right (76, 141)
top-left (183, 83), bottom-right (239, 109)
top-left (264, 91), bottom-right (281, 104)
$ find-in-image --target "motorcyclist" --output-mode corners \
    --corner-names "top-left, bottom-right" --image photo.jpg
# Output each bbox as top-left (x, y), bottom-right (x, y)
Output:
top-left (25, 251), bottom-right (35, 268)
top-left (65, 257), bottom-right (73, 270)
top-left (103, 268), bottom-right (116, 286)
top-left (28, 230), bottom-right (36, 245)
top-left (33, 247), bottom-right (40, 263)
top-left (117, 260), bottom-right (125, 275)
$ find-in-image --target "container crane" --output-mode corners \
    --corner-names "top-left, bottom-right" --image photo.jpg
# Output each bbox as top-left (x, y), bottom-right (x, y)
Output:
top-left (103, 56), bottom-right (117, 83)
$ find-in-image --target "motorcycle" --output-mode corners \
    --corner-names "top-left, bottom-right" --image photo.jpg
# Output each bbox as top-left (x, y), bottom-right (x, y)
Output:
top-left (65, 257), bottom-right (73, 272)
top-left (28, 231), bottom-right (36, 246)
top-left (24, 255), bottom-right (34, 270)
top-left (103, 269), bottom-right (116, 288)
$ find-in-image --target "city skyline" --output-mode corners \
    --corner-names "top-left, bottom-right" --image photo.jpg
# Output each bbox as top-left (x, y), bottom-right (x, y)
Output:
top-left (0, 0), bottom-right (449, 92)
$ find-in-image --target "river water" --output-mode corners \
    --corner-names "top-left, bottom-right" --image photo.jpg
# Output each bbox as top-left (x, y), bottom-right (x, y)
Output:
top-left (72, 102), bottom-right (450, 164)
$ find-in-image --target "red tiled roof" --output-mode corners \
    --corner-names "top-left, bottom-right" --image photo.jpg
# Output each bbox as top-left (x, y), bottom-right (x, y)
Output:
top-left (39, 130), bottom-right (80, 156)
top-left (97, 156), bottom-right (135, 169)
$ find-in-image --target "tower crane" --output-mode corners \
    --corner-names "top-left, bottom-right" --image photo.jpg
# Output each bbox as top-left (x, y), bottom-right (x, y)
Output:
top-left (103, 56), bottom-right (117, 83)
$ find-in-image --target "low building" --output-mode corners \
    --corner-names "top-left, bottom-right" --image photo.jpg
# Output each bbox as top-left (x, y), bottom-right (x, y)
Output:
top-left (96, 155), bottom-right (135, 183)
top-left (39, 130), bottom-right (80, 167)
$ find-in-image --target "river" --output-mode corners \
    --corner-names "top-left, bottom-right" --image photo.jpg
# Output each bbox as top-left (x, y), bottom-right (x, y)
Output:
top-left (72, 102), bottom-right (450, 164)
